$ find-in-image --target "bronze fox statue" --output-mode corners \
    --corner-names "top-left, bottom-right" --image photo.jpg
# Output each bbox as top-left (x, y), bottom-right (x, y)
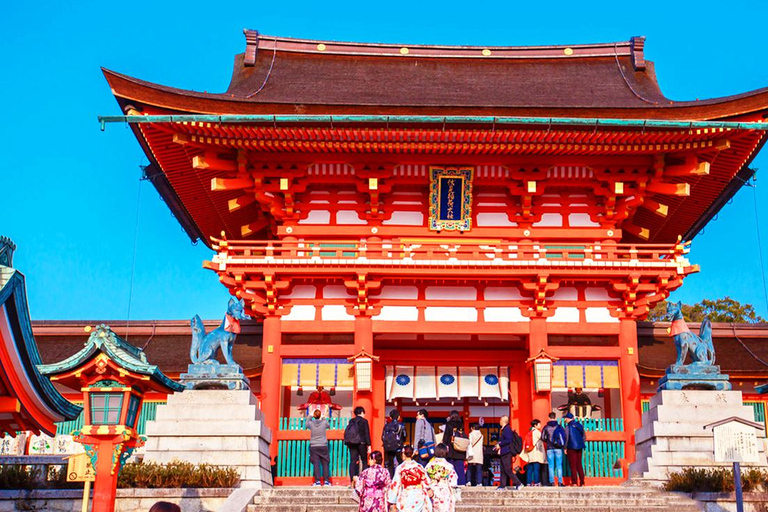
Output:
top-left (190, 298), bottom-right (249, 365)
top-left (667, 300), bottom-right (715, 367)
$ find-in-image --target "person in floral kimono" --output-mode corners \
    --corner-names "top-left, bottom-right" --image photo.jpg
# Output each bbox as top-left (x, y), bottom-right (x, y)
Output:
top-left (425, 444), bottom-right (459, 512)
top-left (355, 451), bottom-right (391, 512)
top-left (387, 445), bottom-right (433, 512)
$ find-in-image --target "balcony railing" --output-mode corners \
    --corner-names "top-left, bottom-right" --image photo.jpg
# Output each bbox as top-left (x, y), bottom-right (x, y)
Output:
top-left (209, 238), bottom-right (690, 271)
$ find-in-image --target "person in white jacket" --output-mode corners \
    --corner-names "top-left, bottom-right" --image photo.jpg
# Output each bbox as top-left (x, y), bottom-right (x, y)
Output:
top-left (466, 423), bottom-right (484, 486)
top-left (519, 419), bottom-right (547, 486)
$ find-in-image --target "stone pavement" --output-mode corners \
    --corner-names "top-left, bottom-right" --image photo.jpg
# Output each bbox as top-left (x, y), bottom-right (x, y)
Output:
top-left (247, 485), bottom-right (701, 512)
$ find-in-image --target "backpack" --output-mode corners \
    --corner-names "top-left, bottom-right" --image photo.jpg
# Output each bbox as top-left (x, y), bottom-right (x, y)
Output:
top-left (523, 430), bottom-right (535, 453)
top-left (344, 418), bottom-right (362, 445)
top-left (551, 425), bottom-right (567, 450)
top-left (509, 430), bottom-right (523, 456)
top-left (382, 422), bottom-right (403, 452)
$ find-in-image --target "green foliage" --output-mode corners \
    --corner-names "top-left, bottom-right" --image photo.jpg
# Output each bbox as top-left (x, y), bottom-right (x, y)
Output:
top-left (0, 465), bottom-right (40, 490)
top-left (647, 297), bottom-right (765, 323)
top-left (664, 467), bottom-right (768, 493)
top-left (117, 460), bottom-right (240, 488)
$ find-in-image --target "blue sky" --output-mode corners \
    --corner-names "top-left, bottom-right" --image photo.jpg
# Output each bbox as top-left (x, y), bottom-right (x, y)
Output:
top-left (3, 1), bottom-right (768, 320)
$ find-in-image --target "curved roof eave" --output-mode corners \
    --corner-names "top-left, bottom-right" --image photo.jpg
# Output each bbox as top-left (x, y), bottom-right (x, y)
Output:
top-left (0, 271), bottom-right (82, 423)
top-left (102, 66), bottom-right (768, 121)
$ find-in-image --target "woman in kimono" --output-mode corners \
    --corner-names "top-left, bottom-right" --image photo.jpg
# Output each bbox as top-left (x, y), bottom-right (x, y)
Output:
top-left (355, 450), bottom-right (391, 512)
top-left (387, 445), bottom-right (433, 512)
top-left (425, 444), bottom-right (459, 512)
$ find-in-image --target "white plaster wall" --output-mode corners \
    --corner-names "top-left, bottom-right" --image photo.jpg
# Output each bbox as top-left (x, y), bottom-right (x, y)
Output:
top-left (546, 307), bottom-right (580, 322)
top-left (484, 307), bottom-right (529, 322)
top-left (585, 307), bottom-right (618, 323)
top-left (484, 287), bottom-right (524, 300)
top-left (322, 285), bottom-right (355, 299)
top-left (374, 306), bottom-right (419, 322)
top-left (568, 213), bottom-right (600, 227)
top-left (532, 213), bottom-right (563, 227)
top-left (382, 211), bottom-right (424, 225)
top-left (585, 288), bottom-right (611, 301)
top-left (336, 210), bottom-right (367, 224)
top-left (425, 307), bottom-right (478, 322)
top-left (321, 305), bottom-right (354, 321)
top-left (377, 286), bottom-right (419, 300)
top-left (298, 210), bottom-right (331, 224)
top-left (425, 286), bottom-right (477, 300)
top-left (476, 212), bottom-right (518, 227)
top-left (282, 305), bottom-right (316, 321)
top-left (551, 287), bottom-right (578, 301)
top-left (282, 285), bottom-right (317, 299)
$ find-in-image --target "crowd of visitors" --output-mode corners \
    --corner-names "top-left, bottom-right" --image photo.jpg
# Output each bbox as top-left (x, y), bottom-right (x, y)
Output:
top-left (305, 403), bottom-right (589, 510)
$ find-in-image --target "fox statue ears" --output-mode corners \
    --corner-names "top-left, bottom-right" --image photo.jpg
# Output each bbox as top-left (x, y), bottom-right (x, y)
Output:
top-left (677, 300), bottom-right (683, 308)
top-left (228, 298), bottom-right (236, 308)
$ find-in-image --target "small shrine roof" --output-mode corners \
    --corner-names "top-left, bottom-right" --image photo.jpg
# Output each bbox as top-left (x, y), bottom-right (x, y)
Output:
top-left (0, 251), bottom-right (81, 436)
top-left (37, 325), bottom-right (185, 392)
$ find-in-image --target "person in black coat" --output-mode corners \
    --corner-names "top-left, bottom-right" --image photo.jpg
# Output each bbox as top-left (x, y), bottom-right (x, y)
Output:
top-left (346, 406), bottom-right (371, 482)
top-left (442, 410), bottom-right (468, 485)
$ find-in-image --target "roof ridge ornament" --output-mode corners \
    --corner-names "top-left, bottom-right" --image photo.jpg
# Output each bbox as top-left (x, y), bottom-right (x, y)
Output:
top-left (630, 36), bottom-right (646, 71)
top-left (244, 29), bottom-right (259, 67)
top-left (0, 236), bottom-right (16, 268)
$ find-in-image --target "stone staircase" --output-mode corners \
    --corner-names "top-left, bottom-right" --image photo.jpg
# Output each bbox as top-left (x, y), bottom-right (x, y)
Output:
top-left (248, 486), bottom-right (702, 512)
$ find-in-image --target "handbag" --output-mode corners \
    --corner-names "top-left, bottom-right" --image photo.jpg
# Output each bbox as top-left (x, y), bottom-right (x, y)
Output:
top-left (418, 441), bottom-right (435, 459)
top-left (452, 487), bottom-right (463, 502)
top-left (452, 434), bottom-right (470, 453)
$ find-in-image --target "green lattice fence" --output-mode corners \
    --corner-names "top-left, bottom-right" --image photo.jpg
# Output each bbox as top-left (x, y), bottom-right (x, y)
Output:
top-left (277, 439), bottom-right (350, 478)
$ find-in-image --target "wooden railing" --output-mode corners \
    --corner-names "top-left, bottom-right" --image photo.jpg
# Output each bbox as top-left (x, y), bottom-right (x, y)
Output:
top-left (211, 238), bottom-right (688, 268)
top-left (560, 417), bottom-right (624, 432)
top-left (279, 416), bottom-right (350, 431)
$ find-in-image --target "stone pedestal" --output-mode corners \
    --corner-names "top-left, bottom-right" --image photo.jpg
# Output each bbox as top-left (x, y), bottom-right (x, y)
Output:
top-left (180, 361), bottom-right (250, 390)
top-left (658, 364), bottom-right (731, 391)
top-left (143, 390), bottom-right (273, 488)
top-left (630, 390), bottom-right (768, 485)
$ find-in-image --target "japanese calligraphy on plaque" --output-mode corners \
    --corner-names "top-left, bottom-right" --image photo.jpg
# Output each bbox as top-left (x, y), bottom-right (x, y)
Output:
top-left (711, 419), bottom-right (760, 463)
top-left (428, 167), bottom-right (473, 231)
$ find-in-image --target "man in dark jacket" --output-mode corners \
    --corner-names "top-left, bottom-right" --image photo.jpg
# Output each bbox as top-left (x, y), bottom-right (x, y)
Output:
top-left (564, 412), bottom-right (586, 486)
top-left (494, 415), bottom-right (524, 490)
top-left (541, 412), bottom-right (566, 486)
top-left (382, 409), bottom-right (406, 477)
top-left (345, 406), bottom-right (371, 482)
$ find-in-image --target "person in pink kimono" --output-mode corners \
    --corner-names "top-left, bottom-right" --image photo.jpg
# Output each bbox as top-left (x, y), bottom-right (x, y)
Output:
top-left (425, 444), bottom-right (459, 512)
top-left (387, 445), bottom-right (433, 512)
top-left (355, 451), bottom-right (391, 512)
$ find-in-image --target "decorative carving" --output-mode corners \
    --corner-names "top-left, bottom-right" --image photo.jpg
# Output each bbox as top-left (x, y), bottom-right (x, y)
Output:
top-left (190, 298), bottom-right (249, 366)
top-left (0, 236), bottom-right (16, 267)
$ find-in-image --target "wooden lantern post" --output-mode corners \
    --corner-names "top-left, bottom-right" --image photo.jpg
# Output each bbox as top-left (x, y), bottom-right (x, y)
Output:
top-left (38, 325), bottom-right (183, 512)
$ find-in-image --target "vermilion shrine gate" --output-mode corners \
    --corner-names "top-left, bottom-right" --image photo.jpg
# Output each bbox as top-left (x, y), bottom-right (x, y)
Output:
top-left (102, 32), bottom-right (768, 484)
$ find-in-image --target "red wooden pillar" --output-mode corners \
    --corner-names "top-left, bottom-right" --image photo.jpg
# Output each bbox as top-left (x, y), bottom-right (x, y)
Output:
top-left (528, 317), bottom-right (551, 422)
top-left (92, 439), bottom-right (119, 512)
top-left (354, 315), bottom-right (380, 447)
top-left (619, 317), bottom-right (641, 473)
top-left (261, 315), bottom-right (282, 459)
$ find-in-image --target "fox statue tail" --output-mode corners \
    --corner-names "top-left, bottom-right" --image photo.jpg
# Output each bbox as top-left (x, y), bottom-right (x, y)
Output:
top-left (190, 315), bottom-right (205, 363)
top-left (699, 317), bottom-right (715, 365)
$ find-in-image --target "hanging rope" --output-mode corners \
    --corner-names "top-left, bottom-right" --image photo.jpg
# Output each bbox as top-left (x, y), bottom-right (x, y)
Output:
top-left (752, 181), bottom-right (768, 317)
top-left (125, 172), bottom-right (144, 342)
top-left (246, 37), bottom-right (278, 98)
top-left (731, 324), bottom-right (768, 368)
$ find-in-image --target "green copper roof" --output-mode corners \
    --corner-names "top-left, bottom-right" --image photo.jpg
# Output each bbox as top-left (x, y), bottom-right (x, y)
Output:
top-left (38, 324), bottom-right (185, 392)
top-left (0, 265), bottom-right (82, 427)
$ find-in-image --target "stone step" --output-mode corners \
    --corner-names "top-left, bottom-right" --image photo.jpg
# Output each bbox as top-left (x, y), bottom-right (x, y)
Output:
top-left (249, 486), bottom-right (701, 512)
top-left (248, 506), bottom-right (698, 512)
